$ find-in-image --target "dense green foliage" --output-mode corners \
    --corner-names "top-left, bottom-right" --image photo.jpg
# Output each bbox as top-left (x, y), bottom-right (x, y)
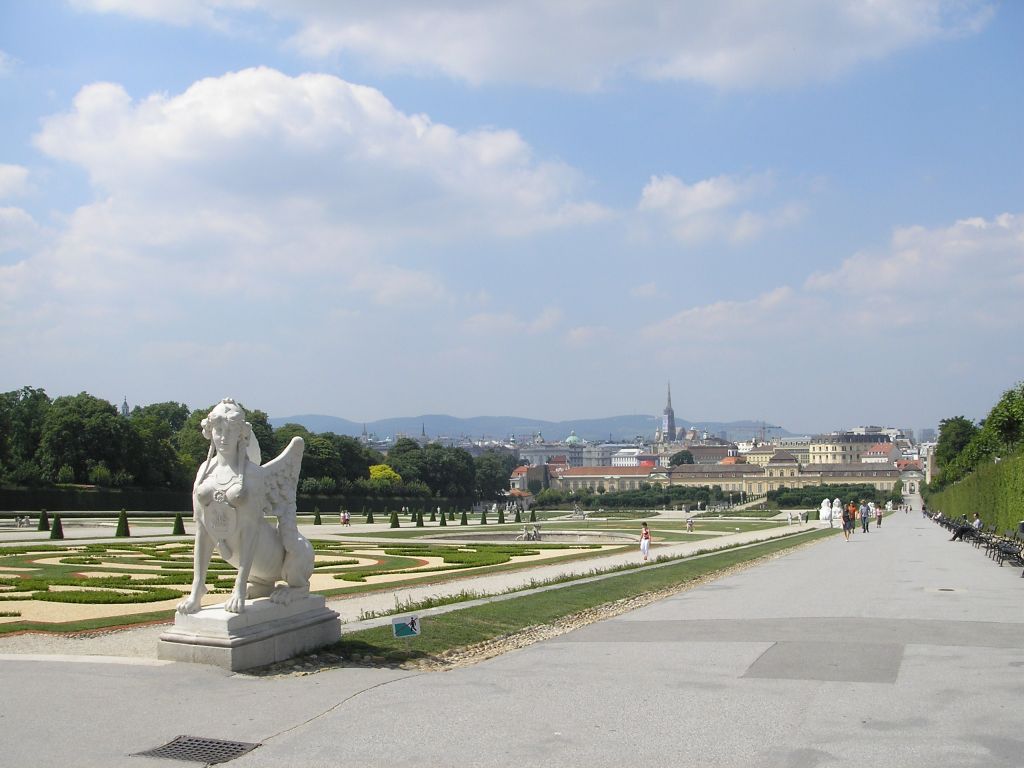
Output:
top-left (669, 450), bottom-right (695, 466)
top-left (925, 381), bottom-right (1024, 532)
top-left (0, 386), bottom-right (523, 505)
top-left (926, 452), bottom-right (1024, 533)
top-left (767, 484), bottom-right (891, 509)
top-left (930, 383), bottom-right (1024, 491)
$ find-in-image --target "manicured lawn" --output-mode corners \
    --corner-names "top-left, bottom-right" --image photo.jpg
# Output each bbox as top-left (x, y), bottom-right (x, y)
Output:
top-left (332, 528), bottom-right (834, 663)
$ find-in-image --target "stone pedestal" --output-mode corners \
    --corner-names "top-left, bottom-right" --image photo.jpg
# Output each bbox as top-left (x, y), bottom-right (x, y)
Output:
top-left (158, 595), bottom-right (340, 671)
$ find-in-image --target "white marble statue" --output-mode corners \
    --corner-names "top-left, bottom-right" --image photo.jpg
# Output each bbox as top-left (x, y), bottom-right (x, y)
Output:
top-left (820, 498), bottom-right (832, 523)
top-left (177, 398), bottom-right (315, 615)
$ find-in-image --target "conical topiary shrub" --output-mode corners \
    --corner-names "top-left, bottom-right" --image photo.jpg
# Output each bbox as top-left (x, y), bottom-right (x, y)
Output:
top-left (389, 510), bottom-right (400, 528)
top-left (415, 509), bottom-right (424, 527)
top-left (49, 514), bottom-right (64, 540)
top-left (480, 509), bottom-right (488, 525)
top-left (172, 512), bottom-right (186, 535)
top-left (115, 509), bottom-right (131, 537)
top-left (498, 507), bottom-right (506, 524)
top-left (439, 510), bottom-right (447, 526)
top-left (529, 509), bottom-right (536, 522)
top-left (37, 508), bottom-right (50, 532)
top-left (429, 508), bottom-right (436, 522)
top-left (314, 506), bottom-right (322, 525)
top-left (460, 510), bottom-right (468, 526)
top-left (366, 509), bottom-right (375, 524)
top-left (448, 509), bottom-right (454, 521)
top-left (514, 509), bottom-right (521, 523)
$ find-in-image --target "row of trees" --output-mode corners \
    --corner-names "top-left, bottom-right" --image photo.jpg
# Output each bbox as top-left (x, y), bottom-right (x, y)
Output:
top-left (0, 388), bottom-right (519, 500)
top-left (929, 381), bottom-right (1024, 491)
top-left (766, 483), bottom-right (901, 510)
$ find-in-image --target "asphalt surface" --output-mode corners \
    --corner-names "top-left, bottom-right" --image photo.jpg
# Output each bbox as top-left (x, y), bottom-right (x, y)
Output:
top-left (3, 502), bottom-right (1023, 767)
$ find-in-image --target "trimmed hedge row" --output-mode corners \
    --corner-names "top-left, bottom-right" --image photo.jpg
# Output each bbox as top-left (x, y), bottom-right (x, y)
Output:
top-left (0, 486), bottom-right (475, 514)
top-left (925, 451), bottom-right (1024, 533)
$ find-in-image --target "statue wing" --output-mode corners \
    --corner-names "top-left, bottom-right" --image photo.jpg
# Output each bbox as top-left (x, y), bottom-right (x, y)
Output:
top-left (260, 436), bottom-right (304, 523)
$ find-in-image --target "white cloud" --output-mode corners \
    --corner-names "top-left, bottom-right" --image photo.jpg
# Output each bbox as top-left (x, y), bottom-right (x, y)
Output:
top-left (69, 1), bottom-right (995, 89)
top-left (630, 282), bottom-right (658, 298)
top-left (463, 307), bottom-right (563, 336)
top-left (0, 208), bottom-right (41, 255)
top-left (2, 67), bottom-right (609, 394)
top-left (633, 212), bottom-right (1024, 429)
top-left (0, 50), bottom-right (13, 77)
top-left (637, 172), bottom-right (801, 244)
top-left (0, 165), bottom-right (30, 198)
top-left (645, 212), bottom-right (1024, 348)
top-left (68, 0), bottom-right (225, 28)
top-left (564, 325), bottom-right (607, 347)
top-left (34, 68), bottom-right (599, 238)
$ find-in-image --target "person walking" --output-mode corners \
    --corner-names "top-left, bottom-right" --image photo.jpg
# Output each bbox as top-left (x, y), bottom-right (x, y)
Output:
top-left (860, 500), bottom-right (871, 533)
top-left (639, 522), bottom-right (652, 561)
top-left (841, 503), bottom-right (852, 542)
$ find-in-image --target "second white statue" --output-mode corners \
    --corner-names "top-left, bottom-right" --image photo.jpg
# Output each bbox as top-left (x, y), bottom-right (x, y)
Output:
top-left (177, 398), bottom-right (314, 614)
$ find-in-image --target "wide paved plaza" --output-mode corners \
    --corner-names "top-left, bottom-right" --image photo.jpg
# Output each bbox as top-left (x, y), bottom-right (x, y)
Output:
top-left (2, 505), bottom-right (1023, 767)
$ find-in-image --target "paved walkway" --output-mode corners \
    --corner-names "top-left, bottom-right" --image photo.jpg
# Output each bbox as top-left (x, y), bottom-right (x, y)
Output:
top-left (4, 500), bottom-right (1024, 767)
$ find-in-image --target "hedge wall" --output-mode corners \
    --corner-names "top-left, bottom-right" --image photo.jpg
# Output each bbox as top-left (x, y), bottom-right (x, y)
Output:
top-left (925, 451), bottom-right (1024, 533)
top-left (0, 486), bottom-right (475, 515)
top-left (0, 486), bottom-right (191, 512)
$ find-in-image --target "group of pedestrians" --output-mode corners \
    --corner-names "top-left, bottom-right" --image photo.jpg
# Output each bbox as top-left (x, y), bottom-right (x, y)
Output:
top-left (840, 499), bottom-right (884, 541)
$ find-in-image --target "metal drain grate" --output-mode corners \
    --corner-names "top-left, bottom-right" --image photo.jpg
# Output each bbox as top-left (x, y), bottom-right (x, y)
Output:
top-left (133, 735), bottom-right (260, 765)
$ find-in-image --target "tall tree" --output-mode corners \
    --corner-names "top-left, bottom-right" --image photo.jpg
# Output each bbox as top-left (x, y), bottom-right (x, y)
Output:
top-left (37, 393), bottom-right (132, 482)
top-left (386, 438), bottom-right (424, 484)
top-left (935, 416), bottom-right (978, 470)
top-left (324, 433), bottom-right (382, 482)
top-left (0, 387), bottom-right (51, 478)
top-left (419, 443), bottom-right (476, 497)
top-left (669, 449), bottom-right (695, 466)
top-left (474, 450), bottom-right (518, 500)
top-left (128, 401), bottom-right (192, 487)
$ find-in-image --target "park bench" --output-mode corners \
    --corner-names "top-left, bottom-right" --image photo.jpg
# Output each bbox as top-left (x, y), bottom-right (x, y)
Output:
top-left (972, 524), bottom-right (997, 550)
top-left (993, 530), bottom-right (1024, 569)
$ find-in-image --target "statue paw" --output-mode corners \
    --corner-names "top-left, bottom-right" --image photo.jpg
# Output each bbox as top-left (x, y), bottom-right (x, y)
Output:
top-left (176, 595), bottom-right (203, 614)
top-left (270, 586), bottom-right (294, 605)
top-left (224, 593), bottom-right (247, 614)
top-left (270, 585), bottom-right (308, 605)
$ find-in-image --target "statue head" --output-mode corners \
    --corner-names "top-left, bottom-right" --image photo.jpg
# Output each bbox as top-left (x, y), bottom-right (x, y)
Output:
top-left (201, 398), bottom-right (260, 463)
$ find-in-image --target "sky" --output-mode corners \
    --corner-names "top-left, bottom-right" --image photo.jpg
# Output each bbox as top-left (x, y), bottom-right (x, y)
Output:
top-left (1, 1), bottom-right (1022, 436)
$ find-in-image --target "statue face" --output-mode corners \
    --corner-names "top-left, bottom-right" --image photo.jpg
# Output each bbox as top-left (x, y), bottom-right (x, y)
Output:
top-left (210, 417), bottom-right (242, 453)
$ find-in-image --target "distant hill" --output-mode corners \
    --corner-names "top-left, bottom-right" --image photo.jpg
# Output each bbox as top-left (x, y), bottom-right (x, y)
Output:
top-left (269, 413), bottom-right (798, 443)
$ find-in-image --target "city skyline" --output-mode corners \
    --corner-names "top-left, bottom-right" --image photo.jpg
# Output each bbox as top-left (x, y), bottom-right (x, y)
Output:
top-left (1, 2), bottom-right (1022, 435)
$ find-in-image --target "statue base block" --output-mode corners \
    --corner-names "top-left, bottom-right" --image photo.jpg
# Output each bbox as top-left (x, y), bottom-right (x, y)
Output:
top-left (157, 595), bottom-right (340, 671)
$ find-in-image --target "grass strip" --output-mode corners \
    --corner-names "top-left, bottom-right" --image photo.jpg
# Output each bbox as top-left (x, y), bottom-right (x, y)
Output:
top-left (330, 527), bottom-right (835, 664)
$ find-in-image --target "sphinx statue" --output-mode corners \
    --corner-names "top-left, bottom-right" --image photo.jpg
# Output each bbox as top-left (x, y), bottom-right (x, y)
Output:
top-left (176, 398), bottom-right (315, 614)
top-left (820, 497), bottom-right (833, 525)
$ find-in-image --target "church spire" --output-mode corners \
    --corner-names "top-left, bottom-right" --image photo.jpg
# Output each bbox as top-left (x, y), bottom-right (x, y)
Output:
top-left (662, 381), bottom-right (676, 442)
